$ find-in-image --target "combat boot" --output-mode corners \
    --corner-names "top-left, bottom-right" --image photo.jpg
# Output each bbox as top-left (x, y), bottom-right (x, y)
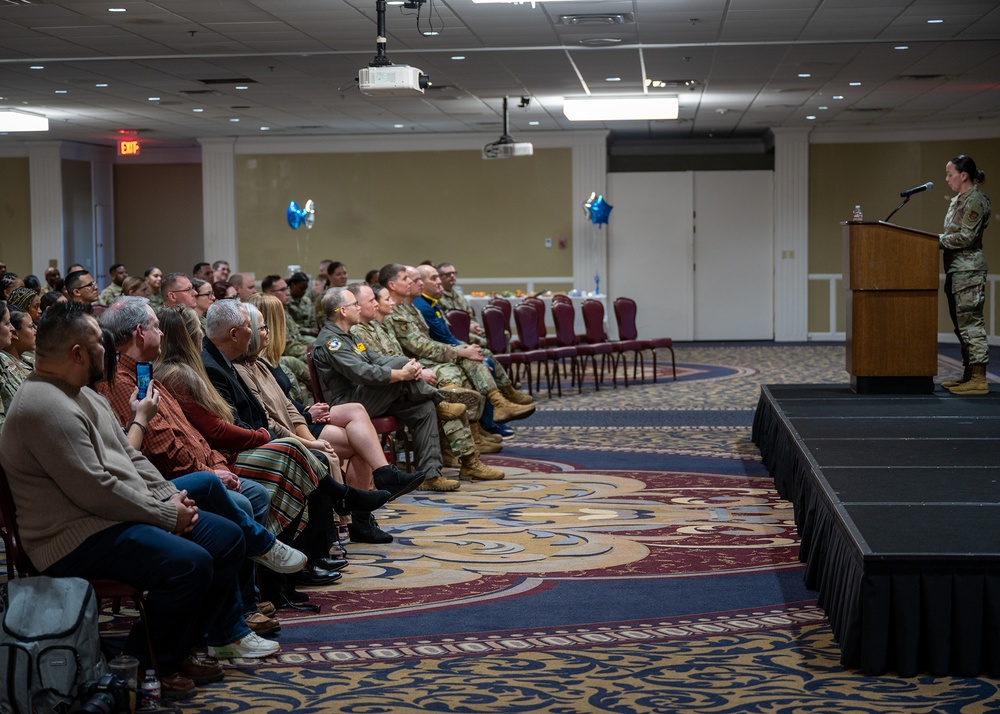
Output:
top-left (942, 364), bottom-right (971, 389)
top-left (487, 390), bottom-right (536, 423)
top-left (417, 474), bottom-right (461, 492)
top-left (947, 364), bottom-right (989, 395)
top-left (438, 383), bottom-right (485, 418)
top-left (440, 438), bottom-right (461, 468)
top-left (470, 422), bottom-right (502, 453)
top-left (459, 453), bottom-right (505, 481)
top-left (500, 383), bottom-right (534, 405)
top-left (436, 401), bottom-right (466, 421)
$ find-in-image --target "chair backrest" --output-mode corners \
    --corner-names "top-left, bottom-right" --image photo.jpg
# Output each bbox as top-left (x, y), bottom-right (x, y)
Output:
top-left (613, 297), bottom-right (639, 341)
top-left (91, 304), bottom-right (107, 317)
top-left (0, 463), bottom-right (40, 578)
top-left (480, 306), bottom-right (509, 354)
top-left (488, 298), bottom-right (512, 332)
top-left (551, 294), bottom-right (572, 306)
top-left (513, 303), bottom-right (543, 351)
top-left (581, 299), bottom-right (608, 343)
top-left (523, 297), bottom-right (546, 339)
top-left (306, 352), bottom-right (325, 404)
top-left (444, 308), bottom-right (471, 344)
top-left (550, 301), bottom-right (578, 347)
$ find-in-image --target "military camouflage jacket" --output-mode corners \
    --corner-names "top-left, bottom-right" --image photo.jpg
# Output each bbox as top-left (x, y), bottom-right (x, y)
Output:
top-left (283, 314), bottom-right (313, 359)
top-left (438, 289), bottom-right (476, 321)
top-left (940, 185), bottom-right (991, 273)
top-left (351, 319), bottom-right (404, 357)
top-left (97, 283), bottom-right (122, 307)
top-left (286, 295), bottom-right (315, 335)
top-left (383, 300), bottom-right (459, 364)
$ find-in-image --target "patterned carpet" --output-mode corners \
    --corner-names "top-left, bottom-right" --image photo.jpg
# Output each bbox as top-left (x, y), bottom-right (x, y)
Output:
top-left (16, 344), bottom-right (1000, 712)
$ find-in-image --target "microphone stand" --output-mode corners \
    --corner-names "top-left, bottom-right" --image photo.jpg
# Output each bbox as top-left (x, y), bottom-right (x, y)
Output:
top-left (884, 196), bottom-right (910, 223)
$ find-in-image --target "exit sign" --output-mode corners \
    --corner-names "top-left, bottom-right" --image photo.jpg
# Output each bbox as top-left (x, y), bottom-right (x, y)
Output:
top-left (118, 140), bottom-right (140, 156)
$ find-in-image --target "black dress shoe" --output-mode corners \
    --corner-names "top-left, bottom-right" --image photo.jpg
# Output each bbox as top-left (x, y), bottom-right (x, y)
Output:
top-left (348, 512), bottom-right (394, 544)
top-left (373, 465), bottom-right (426, 501)
top-left (293, 566), bottom-right (343, 586)
top-left (310, 557), bottom-right (348, 572)
top-left (333, 488), bottom-right (393, 516)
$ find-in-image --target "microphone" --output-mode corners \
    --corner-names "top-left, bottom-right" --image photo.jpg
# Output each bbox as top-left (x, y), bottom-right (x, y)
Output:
top-left (900, 182), bottom-right (934, 198)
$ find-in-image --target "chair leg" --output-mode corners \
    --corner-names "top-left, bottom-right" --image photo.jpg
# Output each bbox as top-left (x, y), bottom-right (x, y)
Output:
top-left (651, 350), bottom-right (658, 383)
top-left (669, 346), bottom-right (677, 381)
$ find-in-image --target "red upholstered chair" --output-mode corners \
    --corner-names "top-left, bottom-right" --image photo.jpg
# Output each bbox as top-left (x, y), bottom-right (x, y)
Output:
top-left (512, 302), bottom-right (555, 397)
top-left (444, 308), bottom-right (471, 344)
top-left (522, 297), bottom-right (554, 347)
top-left (480, 305), bottom-right (518, 384)
top-left (0, 464), bottom-right (158, 670)
top-left (613, 296), bottom-right (676, 382)
top-left (545, 302), bottom-right (582, 396)
top-left (487, 298), bottom-right (517, 351)
top-left (551, 294), bottom-right (572, 306)
top-left (307, 351), bottom-right (404, 464)
top-left (578, 299), bottom-right (620, 389)
top-left (91, 304), bottom-right (108, 317)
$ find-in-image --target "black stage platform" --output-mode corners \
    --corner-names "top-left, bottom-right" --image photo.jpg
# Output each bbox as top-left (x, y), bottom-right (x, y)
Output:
top-left (752, 384), bottom-right (1000, 677)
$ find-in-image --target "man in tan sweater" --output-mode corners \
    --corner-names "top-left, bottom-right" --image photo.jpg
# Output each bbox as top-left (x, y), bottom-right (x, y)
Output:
top-left (0, 303), bottom-right (267, 699)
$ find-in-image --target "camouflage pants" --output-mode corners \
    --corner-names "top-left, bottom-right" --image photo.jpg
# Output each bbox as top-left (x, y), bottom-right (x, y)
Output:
top-left (946, 270), bottom-right (988, 365)
top-left (439, 408), bottom-right (475, 457)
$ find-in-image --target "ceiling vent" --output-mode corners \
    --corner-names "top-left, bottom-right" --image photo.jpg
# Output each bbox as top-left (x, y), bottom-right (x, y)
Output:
top-left (197, 78), bottom-right (257, 86)
top-left (558, 13), bottom-right (633, 26)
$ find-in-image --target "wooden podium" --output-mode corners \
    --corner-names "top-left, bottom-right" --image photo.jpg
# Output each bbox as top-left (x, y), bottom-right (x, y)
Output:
top-left (843, 221), bottom-right (939, 394)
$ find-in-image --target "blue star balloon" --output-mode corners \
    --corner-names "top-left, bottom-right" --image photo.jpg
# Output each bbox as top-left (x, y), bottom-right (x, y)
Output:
top-left (589, 194), bottom-right (613, 225)
top-left (287, 200), bottom-right (304, 229)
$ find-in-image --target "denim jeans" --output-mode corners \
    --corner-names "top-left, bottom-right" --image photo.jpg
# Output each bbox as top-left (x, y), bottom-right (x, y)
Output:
top-left (228, 478), bottom-right (272, 613)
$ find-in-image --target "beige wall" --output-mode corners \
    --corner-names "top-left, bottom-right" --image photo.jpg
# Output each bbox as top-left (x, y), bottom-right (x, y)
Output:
top-left (234, 149), bottom-right (574, 282)
top-left (113, 163), bottom-right (203, 275)
top-left (0, 157), bottom-right (32, 274)
top-left (808, 138), bottom-right (1000, 334)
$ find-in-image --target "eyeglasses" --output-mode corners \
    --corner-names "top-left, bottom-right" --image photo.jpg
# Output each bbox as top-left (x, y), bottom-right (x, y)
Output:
top-left (268, 286), bottom-right (291, 293)
top-left (169, 285), bottom-right (196, 294)
top-left (340, 301), bottom-right (360, 311)
top-left (259, 324), bottom-right (269, 333)
top-left (196, 291), bottom-right (214, 298)
top-left (439, 271), bottom-right (456, 278)
top-left (77, 281), bottom-right (97, 290)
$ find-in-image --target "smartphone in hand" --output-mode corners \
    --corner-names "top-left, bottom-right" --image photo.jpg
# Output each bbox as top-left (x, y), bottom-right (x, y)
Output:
top-left (136, 361), bottom-right (152, 400)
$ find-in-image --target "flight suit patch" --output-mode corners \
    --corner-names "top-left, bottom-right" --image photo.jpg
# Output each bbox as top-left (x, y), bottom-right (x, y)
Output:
top-left (356, 342), bottom-right (367, 352)
top-left (327, 339), bottom-right (342, 352)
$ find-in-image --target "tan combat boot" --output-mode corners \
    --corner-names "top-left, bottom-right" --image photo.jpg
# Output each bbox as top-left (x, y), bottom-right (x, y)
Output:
top-left (500, 382), bottom-right (534, 405)
top-left (417, 474), bottom-right (461, 491)
top-left (459, 453), bottom-right (505, 481)
top-left (436, 401), bottom-right (466, 421)
top-left (942, 364), bottom-right (971, 389)
top-left (470, 422), bottom-right (502, 453)
top-left (487, 390), bottom-right (536, 423)
top-left (946, 364), bottom-right (989, 395)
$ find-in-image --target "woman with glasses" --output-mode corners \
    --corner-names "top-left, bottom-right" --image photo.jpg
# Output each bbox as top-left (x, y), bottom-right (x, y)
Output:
top-left (192, 278), bottom-right (216, 331)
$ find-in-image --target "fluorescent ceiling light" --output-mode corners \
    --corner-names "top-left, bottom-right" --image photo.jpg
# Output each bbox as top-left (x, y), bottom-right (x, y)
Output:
top-left (0, 108), bottom-right (49, 132)
top-left (563, 96), bottom-right (678, 121)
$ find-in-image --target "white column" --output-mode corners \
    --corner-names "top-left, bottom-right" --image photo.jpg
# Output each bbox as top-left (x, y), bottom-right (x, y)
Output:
top-left (28, 142), bottom-right (64, 275)
top-left (198, 138), bottom-right (237, 268)
top-left (771, 128), bottom-right (811, 341)
top-left (571, 134), bottom-right (609, 295)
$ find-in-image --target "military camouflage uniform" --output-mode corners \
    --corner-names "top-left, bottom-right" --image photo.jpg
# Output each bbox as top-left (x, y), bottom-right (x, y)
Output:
top-left (287, 295), bottom-right (316, 336)
top-left (386, 301), bottom-right (513, 393)
top-left (941, 185), bottom-right (992, 366)
top-left (281, 316), bottom-right (314, 398)
top-left (312, 320), bottom-right (443, 475)
top-left (148, 292), bottom-right (164, 311)
top-left (97, 283), bottom-right (122, 307)
top-left (0, 351), bottom-right (31, 435)
top-left (438, 288), bottom-right (487, 348)
top-left (352, 319), bottom-right (480, 457)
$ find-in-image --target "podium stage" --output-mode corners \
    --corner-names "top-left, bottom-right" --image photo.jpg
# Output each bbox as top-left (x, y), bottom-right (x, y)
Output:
top-left (753, 384), bottom-right (1000, 676)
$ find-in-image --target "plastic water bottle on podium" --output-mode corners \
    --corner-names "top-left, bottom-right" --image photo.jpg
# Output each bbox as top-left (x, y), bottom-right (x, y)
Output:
top-left (852, 205), bottom-right (863, 222)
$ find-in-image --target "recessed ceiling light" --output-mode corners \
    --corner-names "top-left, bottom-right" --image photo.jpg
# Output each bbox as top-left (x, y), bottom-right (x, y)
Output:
top-left (529, 121), bottom-right (540, 125)
top-left (394, 124), bottom-right (404, 128)
top-left (95, 83), bottom-right (109, 88)
top-left (229, 118), bottom-right (239, 122)
top-left (387, 0), bottom-right (404, 4)
top-left (108, 8), bottom-right (126, 12)
top-left (235, 85), bottom-right (249, 90)
top-left (818, 105), bottom-right (828, 110)
top-left (798, 73), bottom-right (811, 78)
top-left (895, 45), bottom-right (909, 50)
top-left (422, 30), bottom-right (439, 36)
top-left (147, 96), bottom-right (160, 101)
top-left (644, 79), bottom-right (667, 89)
top-left (192, 108), bottom-right (204, 113)
top-left (849, 82), bottom-right (861, 86)
top-left (54, 90), bottom-right (68, 94)
top-left (451, 55), bottom-right (465, 60)
top-left (806, 115), bottom-right (817, 120)
top-left (29, 66), bottom-right (44, 70)
top-left (833, 95), bottom-right (844, 100)
top-left (927, 19), bottom-right (943, 24)
top-left (260, 126), bottom-right (270, 131)
top-left (606, 77), bottom-right (621, 82)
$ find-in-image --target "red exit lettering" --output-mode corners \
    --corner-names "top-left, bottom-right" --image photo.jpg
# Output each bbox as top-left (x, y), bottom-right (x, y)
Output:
top-left (118, 140), bottom-right (140, 156)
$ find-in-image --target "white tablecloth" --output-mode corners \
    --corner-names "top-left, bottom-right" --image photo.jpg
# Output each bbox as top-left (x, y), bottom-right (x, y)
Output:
top-left (464, 294), bottom-right (607, 336)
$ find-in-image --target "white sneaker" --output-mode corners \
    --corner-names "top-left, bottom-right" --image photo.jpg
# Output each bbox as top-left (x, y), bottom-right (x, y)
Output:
top-left (250, 540), bottom-right (307, 574)
top-left (208, 632), bottom-right (280, 659)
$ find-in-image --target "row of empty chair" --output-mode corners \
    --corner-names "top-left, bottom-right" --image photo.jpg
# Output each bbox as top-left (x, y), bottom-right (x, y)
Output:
top-left (448, 295), bottom-right (675, 399)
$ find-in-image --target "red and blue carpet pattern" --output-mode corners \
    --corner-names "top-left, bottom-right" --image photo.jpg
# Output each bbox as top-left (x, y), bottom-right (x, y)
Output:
top-left (38, 345), bottom-right (1000, 710)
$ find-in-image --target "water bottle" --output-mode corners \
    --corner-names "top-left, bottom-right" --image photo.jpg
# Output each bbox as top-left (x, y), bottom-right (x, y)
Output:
top-left (594, 273), bottom-right (600, 296)
top-left (139, 669), bottom-right (160, 711)
top-left (852, 205), bottom-right (863, 221)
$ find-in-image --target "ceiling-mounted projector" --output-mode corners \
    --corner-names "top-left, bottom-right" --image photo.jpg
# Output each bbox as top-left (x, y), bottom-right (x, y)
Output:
top-left (358, 65), bottom-right (429, 95)
top-left (483, 96), bottom-right (533, 160)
